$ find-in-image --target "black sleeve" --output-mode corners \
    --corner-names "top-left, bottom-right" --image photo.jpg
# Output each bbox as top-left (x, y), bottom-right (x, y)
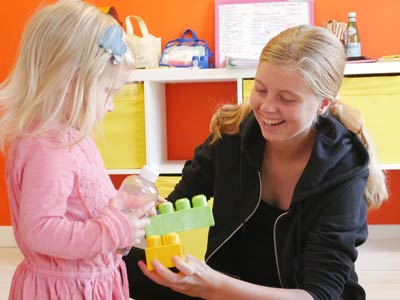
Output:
top-left (300, 178), bottom-right (368, 300)
top-left (167, 134), bottom-right (216, 202)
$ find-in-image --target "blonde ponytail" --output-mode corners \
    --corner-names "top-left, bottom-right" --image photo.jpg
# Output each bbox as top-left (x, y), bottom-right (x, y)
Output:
top-left (329, 101), bottom-right (388, 209)
top-left (209, 101), bottom-right (252, 145)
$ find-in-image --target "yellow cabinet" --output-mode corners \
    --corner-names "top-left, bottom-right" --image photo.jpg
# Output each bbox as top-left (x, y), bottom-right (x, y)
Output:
top-left (95, 83), bottom-right (146, 170)
top-left (340, 76), bottom-right (400, 166)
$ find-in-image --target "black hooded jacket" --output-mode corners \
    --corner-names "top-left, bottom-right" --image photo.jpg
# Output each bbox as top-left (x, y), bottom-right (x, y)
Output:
top-left (167, 113), bottom-right (369, 300)
top-left (124, 113), bottom-right (369, 300)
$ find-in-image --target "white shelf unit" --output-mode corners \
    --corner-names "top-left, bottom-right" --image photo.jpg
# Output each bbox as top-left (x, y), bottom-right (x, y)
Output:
top-left (124, 68), bottom-right (256, 174)
top-left (108, 62), bottom-right (400, 174)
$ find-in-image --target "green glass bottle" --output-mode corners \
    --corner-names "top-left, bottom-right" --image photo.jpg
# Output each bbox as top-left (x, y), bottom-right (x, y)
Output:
top-left (346, 12), bottom-right (361, 58)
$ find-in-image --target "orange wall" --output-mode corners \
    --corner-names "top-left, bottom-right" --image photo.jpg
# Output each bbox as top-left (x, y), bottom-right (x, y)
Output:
top-left (2, 0), bottom-right (400, 81)
top-left (1, 0), bottom-right (400, 226)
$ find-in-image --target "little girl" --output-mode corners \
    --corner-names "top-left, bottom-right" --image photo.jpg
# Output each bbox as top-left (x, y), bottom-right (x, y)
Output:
top-left (0, 1), bottom-right (153, 299)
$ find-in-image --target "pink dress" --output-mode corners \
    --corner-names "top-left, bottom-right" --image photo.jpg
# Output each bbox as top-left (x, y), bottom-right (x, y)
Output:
top-left (6, 129), bottom-right (133, 300)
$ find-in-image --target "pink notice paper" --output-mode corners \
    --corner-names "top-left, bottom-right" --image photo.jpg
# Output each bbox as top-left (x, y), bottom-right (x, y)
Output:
top-left (215, 0), bottom-right (315, 67)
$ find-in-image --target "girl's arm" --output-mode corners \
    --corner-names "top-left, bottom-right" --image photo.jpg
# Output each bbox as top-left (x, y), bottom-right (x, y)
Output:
top-left (16, 141), bottom-right (141, 259)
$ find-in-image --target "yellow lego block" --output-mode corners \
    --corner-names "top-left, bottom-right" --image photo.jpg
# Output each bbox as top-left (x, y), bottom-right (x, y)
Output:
top-left (145, 233), bottom-right (183, 270)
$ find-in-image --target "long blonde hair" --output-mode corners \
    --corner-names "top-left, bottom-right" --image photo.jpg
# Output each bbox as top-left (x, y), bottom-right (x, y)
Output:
top-left (210, 25), bottom-right (388, 209)
top-left (0, 0), bottom-right (135, 150)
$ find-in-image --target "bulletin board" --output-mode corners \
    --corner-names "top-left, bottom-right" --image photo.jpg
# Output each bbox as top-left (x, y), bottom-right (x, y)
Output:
top-left (215, 0), bottom-right (314, 67)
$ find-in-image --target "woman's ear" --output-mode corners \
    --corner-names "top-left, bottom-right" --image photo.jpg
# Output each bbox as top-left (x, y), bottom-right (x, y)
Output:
top-left (317, 98), bottom-right (331, 115)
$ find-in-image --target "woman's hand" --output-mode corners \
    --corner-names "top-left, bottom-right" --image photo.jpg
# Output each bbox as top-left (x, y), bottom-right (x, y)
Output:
top-left (157, 195), bottom-right (168, 205)
top-left (147, 195), bottom-right (168, 216)
top-left (138, 254), bottom-right (221, 299)
top-left (139, 253), bottom-right (314, 300)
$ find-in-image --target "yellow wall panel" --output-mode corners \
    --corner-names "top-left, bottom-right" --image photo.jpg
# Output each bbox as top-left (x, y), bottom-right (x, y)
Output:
top-left (154, 176), bottom-right (181, 198)
top-left (95, 83), bottom-right (146, 169)
top-left (340, 76), bottom-right (400, 165)
top-left (242, 79), bottom-right (255, 101)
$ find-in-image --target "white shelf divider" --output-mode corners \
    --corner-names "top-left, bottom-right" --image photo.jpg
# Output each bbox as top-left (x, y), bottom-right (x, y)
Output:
top-left (144, 81), bottom-right (168, 171)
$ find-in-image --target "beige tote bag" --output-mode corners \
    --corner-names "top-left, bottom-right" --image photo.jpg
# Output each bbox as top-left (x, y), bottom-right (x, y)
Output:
top-left (125, 15), bottom-right (161, 68)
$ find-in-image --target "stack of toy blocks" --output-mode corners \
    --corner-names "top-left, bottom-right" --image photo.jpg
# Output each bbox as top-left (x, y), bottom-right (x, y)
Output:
top-left (145, 194), bottom-right (214, 270)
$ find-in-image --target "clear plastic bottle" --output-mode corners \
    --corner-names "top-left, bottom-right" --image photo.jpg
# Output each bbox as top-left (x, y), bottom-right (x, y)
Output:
top-left (346, 12), bottom-right (361, 58)
top-left (116, 165), bottom-right (159, 255)
top-left (116, 165), bottom-right (159, 212)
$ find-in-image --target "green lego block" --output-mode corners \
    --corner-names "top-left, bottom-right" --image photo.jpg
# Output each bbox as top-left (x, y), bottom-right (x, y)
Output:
top-left (145, 194), bottom-right (215, 236)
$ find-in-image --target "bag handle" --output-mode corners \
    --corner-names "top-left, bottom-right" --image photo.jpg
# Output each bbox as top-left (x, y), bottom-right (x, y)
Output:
top-left (180, 29), bottom-right (199, 40)
top-left (163, 28), bottom-right (213, 54)
top-left (167, 29), bottom-right (204, 46)
top-left (125, 15), bottom-right (150, 37)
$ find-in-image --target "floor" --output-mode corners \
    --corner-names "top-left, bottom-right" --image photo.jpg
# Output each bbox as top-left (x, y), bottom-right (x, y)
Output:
top-left (355, 226), bottom-right (400, 300)
top-left (0, 225), bottom-right (399, 300)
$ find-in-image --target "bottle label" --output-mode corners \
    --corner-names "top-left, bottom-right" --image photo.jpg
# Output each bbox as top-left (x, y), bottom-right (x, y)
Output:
top-left (346, 43), bottom-right (361, 57)
top-left (347, 27), bottom-right (357, 36)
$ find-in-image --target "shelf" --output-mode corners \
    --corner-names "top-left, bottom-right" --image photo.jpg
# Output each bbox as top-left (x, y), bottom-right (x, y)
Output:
top-left (107, 169), bottom-right (140, 175)
top-left (110, 61), bottom-right (400, 175)
top-left (381, 164), bottom-right (400, 171)
top-left (344, 61), bottom-right (400, 75)
top-left (107, 161), bottom-right (185, 175)
top-left (151, 160), bottom-right (185, 174)
top-left (128, 67), bottom-right (256, 83)
top-left (127, 62), bottom-right (400, 83)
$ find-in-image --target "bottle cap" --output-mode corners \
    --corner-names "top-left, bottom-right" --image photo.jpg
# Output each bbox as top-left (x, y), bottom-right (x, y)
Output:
top-left (348, 12), bottom-right (356, 17)
top-left (192, 56), bottom-right (199, 68)
top-left (140, 165), bottom-right (159, 182)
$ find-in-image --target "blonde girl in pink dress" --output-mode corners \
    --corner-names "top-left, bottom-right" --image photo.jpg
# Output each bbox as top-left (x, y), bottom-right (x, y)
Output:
top-left (0, 1), bottom-right (153, 299)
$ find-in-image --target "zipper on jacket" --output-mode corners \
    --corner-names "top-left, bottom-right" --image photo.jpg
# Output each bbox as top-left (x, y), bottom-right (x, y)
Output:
top-left (273, 210), bottom-right (289, 288)
top-left (206, 172), bottom-right (262, 263)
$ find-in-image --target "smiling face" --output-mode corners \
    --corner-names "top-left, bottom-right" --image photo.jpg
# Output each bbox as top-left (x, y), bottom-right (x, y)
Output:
top-left (250, 62), bottom-right (330, 146)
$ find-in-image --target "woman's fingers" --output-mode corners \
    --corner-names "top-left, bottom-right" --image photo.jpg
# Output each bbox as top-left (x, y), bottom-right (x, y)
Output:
top-left (139, 258), bottom-right (184, 286)
top-left (138, 260), bottom-right (170, 286)
top-left (140, 255), bottom-right (200, 281)
top-left (157, 195), bottom-right (167, 204)
top-left (151, 259), bottom-right (181, 283)
top-left (139, 255), bottom-right (215, 298)
top-left (173, 255), bottom-right (197, 276)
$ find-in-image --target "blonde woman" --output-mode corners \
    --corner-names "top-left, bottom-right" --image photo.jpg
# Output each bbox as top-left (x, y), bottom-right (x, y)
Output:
top-left (0, 1), bottom-right (154, 299)
top-left (127, 25), bottom-right (388, 300)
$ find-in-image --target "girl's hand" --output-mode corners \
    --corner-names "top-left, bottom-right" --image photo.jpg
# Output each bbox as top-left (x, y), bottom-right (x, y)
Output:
top-left (138, 254), bottom-right (221, 299)
top-left (117, 191), bottom-right (153, 211)
top-left (123, 201), bottom-right (153, 245)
